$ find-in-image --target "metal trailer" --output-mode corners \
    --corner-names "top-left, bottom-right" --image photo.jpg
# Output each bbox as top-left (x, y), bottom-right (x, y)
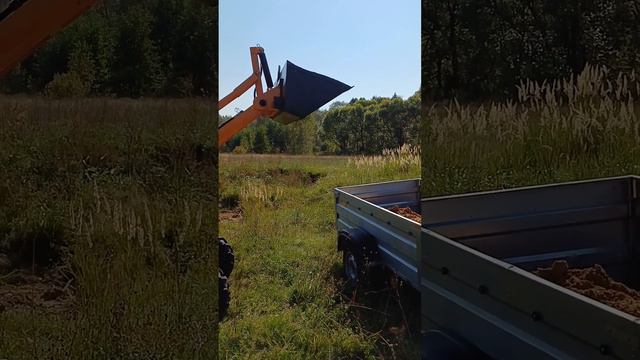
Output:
top-left (421, 175), bottom-right (640, 359)
top-left (334, 179), bottom-right (421, 289)
top-left (334, 176), bottom-right (640, 359)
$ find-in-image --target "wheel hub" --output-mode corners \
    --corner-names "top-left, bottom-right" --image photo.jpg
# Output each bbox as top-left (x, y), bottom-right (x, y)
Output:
top-left (345, 252), bottom-right (358, 282)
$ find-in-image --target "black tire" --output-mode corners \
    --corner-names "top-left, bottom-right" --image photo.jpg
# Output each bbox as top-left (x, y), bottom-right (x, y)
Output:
top-left (219, 237), bottom-right (234, 277)
top-left (219, 270), bottom-right (230, 321)
top-left (343, 246), bottom-right (366, 289)
top-left (340, 229), bottom-right (383, 290)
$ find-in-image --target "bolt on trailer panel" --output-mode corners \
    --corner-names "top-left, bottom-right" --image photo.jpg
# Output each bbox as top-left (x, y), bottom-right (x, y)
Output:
top-left (420, 175), bottom-right (640, 359)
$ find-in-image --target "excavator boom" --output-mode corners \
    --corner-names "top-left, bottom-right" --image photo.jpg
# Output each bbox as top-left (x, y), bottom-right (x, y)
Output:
top-left (0, 0), bottom-right (98, 77)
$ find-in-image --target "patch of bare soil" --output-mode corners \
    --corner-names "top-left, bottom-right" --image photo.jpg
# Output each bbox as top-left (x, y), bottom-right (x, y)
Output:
top-left (534, 260), bottom-right (640, 318)
top-left (261, 168), bottom-right (324, 186)
top-left (389, 206), bottom-right (421, 223)
top-left (219, 209), bottom-right (242, 222)
top-left (0, 266), bottom-right (74, 314)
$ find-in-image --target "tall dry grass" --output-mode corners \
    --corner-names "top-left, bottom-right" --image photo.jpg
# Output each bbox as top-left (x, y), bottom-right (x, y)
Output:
top-left (349, 144), bottom-right (420, 175)
top-left (423, 64), bottom-right (640, 196)
top-left (0, 96), bottom-right (218, 359)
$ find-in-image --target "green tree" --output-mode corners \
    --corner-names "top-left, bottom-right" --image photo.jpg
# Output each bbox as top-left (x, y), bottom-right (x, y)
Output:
top-left (0, 0), bottom-right (216, 98)
top-left (112, 5), bottom-right (165, 97)
top-left (424, 0), bottom-right (640, 102)
top-left (265, 120), bottom-right (287, 153)
top-left (252, 126), bottom-right (271, 154)
top-left (286, 116), bottom-right (317, 155)
top-left (44, 42), bottom-right (95, 98)
top-left (320, 95), bottom-right (420, 155)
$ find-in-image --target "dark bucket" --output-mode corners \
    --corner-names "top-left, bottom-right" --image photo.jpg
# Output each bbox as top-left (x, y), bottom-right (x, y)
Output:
top-left (273, 61), bottom-right (352, 124)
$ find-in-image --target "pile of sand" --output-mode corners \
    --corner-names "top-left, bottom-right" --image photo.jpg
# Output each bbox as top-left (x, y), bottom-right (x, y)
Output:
top-left (389, 206), bottom-right (421, 223)
top-left (534, 260), bottom-right (640, 318)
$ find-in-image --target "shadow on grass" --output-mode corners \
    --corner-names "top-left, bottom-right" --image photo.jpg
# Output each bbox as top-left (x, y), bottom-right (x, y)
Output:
top-left (330, 263), bottom-right (421, 359)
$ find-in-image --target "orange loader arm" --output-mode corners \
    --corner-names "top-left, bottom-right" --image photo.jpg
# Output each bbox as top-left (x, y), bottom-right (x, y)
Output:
top-left (0, 0), bottom-right (99, 78)
top-left (218, 47), bottom-right (282, 147)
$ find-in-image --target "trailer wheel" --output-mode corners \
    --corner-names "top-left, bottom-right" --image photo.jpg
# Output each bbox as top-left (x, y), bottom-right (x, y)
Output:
top-left (219, 270), bottom-right (230, 321)
top-left (339, 229), bottom-right (381, 289)
top-left (219, 237), bottom-right (234, 277)
top-left (343, 248), bottom-right (365, 286)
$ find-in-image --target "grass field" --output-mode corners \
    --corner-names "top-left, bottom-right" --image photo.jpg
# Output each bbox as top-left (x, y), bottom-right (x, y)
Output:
top-left (0, 96), bottom-right (219, 359)
top-left (218, 148), bottom-right (420, 359)
top-left (423, 64), bottom-right (640, 196)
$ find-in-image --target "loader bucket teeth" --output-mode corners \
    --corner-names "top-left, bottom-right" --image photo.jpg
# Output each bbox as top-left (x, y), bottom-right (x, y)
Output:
top-left (273, 60), bottom-right (352, 124)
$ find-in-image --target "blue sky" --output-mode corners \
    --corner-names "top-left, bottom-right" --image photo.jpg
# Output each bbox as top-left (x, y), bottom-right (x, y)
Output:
top-left (219, 0), bottom-right (420, 116)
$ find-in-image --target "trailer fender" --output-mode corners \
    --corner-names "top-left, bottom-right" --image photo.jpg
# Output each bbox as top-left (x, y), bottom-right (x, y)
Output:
top-left (337, 228), bottom-right (375, 254)
top-left (421, 329), bottom-right (487, 360)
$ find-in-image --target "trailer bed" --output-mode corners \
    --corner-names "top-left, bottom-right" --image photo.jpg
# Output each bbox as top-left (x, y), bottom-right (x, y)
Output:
top-left (420, 176), bottom-right (640, 359)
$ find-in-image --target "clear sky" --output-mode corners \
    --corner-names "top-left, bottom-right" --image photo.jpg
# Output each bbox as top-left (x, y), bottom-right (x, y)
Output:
top-left (219, 0), bottom-right (420, 116)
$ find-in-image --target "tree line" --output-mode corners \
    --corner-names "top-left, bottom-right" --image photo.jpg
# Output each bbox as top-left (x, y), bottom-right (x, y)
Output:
top-left (423, 0), bottom-right (640, 102)
top-left (1, 0), bottom-right (216, 98)
top-left (221, 92), bottom-right (420, 155)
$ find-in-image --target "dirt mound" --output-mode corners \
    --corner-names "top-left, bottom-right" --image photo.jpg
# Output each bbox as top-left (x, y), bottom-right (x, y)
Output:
top-left (534, 260), bottom-right (640, 318)
top-left (219, 209), bottom-right (242, 222)
top-left (389, 206), bottom-right (421, 223)
top-left (265, 168), bottom-right (324, 186)
top-left (219, 192), bottom-right (242, 222)
top-left (0, 267), bottom-right (74, 314)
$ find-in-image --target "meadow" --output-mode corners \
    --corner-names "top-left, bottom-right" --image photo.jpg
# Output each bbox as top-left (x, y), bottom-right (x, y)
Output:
top-left (423, 64), bottom-right (640, 196)
top-left (218, 147), bottom-right (420, 359)
top-left (0, 97), bottom-right (219, 359)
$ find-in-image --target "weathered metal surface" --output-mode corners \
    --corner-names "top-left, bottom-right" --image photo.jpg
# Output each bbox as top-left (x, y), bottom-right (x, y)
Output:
top-left (420, 175), bottom-right (640, 359)
top-left (423, 176), bottom-right (634, 226)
